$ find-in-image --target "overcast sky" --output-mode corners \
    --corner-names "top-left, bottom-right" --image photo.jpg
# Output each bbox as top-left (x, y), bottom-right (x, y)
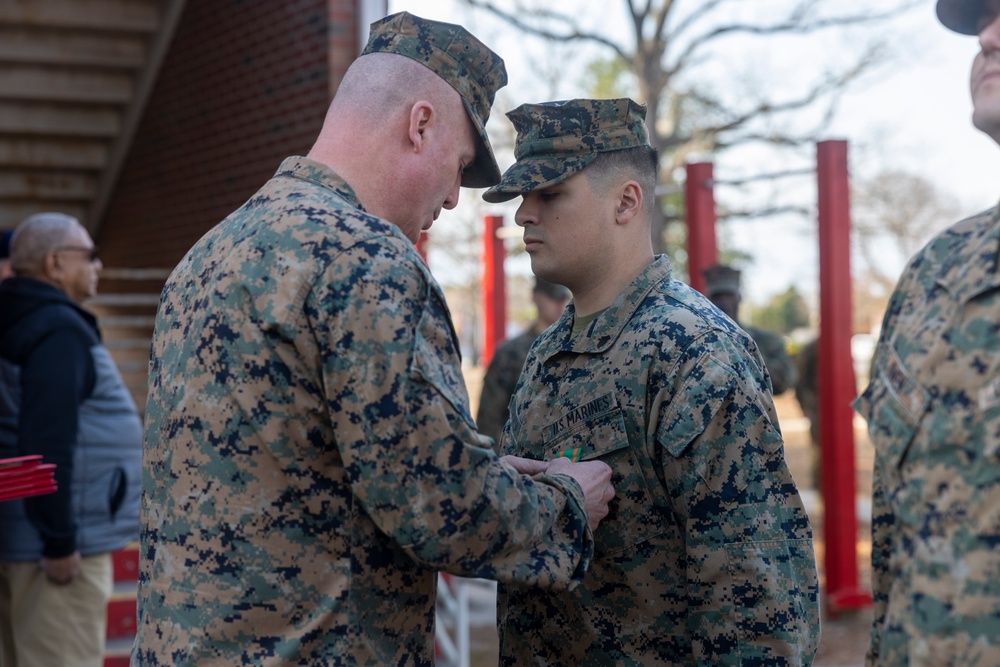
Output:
top-left (386, 1), bottom-right (999, 311)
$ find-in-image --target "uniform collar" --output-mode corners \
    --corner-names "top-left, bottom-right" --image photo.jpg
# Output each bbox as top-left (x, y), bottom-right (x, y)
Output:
top-left (274, 156), bottom-right (366, 212)
top-left (535, 255), bottom-right (672, 360)
top-left (933, 204), bottom-right (1000, 302)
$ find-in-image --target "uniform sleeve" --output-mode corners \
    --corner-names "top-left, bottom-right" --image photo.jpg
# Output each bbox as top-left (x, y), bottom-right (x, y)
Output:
top-left (475, 351), bottom-right (511, 446)
top-left (20, 326), bottom-right (96, 558)
top-left (757, 332), bottom-right (798, 396)
top-left (865, 462), bottom-right (895, 665)
top-left (308, 243), bottom-right (592, 588)
top-left (655, 339), bottom-right (819, 665)
top-left (793, 342), bottom-right (818, 420)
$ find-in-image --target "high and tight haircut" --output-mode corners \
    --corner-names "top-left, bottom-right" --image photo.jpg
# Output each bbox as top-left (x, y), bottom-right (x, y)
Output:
top-left (584, 145), bottom-right (659, 219)
top-left (332, 52), bottom-right (458, 125)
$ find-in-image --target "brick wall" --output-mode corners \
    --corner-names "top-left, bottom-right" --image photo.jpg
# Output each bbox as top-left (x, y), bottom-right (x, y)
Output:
top-left (97, 0), bottom-right (361, 268)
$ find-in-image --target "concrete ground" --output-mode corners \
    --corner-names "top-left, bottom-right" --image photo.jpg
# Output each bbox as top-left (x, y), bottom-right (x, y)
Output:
top-left (444, 376), bottom-right (875, 666)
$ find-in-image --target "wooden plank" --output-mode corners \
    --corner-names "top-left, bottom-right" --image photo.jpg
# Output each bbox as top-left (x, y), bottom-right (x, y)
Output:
top-left (105, 338), bottom-right (156, 351)
top-left (0, 171), bottom-right (97, 199)
top-left (0, 27), bottom-right (147, 68)
top-left (98, 315), bottom-right (156, 328)
top-left (88, 293), bottom-right (162, 307)
top-left (0, 202), bottom-right (87, 228)
top-left (0, 101), bottom-right (120, 137)
top-left (0, 0), bottom-right (161, 33)
top-left (0, 66), bottom-right (133, 103)
top-left (100, 268), bottom-right (173, 280)
top-left (110, 360), bottom-right (149, 373)
top-left (0, 138), bottom-right (108, 169)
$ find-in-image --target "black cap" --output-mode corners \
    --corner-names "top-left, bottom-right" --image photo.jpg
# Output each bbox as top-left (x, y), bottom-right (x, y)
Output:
top-left (937, 0), bottom-right (998, 35)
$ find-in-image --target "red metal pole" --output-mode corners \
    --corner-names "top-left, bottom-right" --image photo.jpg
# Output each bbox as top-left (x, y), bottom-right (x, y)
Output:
top-left (481, 215), bottom-right (506, 367)
top-left (684, 162), bottom-right (718, 293)
top-left (816, 140), bottom-right (871, 614)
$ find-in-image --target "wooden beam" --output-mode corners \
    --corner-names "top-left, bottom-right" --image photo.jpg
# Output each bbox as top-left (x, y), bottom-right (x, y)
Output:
top-left (0, 138), bottom-right (108, 169)
top-left (0, 28), bottom-right (147, 68)
top-left (0, 202), bottom-right (87, 229)
top-left (0, 101), bottom-right (121, 137)
top-left (0, 66), bottom-right (133, 103)
top-left (0, 0), bottom-right (161, 33)
top-left (0, 171), bottom-right (97, 200)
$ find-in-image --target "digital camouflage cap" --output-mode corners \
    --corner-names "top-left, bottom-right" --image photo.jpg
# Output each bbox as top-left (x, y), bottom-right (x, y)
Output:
top-left (936, 0), bottom-right (998, 34)
top-left (482, 97), bottom-right (649, 203)
top-left (362, 11), bottom-right (508, 188)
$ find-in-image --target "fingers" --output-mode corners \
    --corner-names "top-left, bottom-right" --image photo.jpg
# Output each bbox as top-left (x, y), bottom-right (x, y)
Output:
top-left (501, 455), bottom-right (550, 476)
top-left (40, 553), bottom-right (80, 585)
top-left (546, 459), bottom-right (615, 532)
top-left (507, 455), bottom-right (617, 531)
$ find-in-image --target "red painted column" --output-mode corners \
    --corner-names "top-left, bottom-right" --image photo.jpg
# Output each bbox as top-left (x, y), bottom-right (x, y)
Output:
top-left (684, 162), bottom-right (718, 293)
top-left (816, 140), bottom-right (871, 614)
top-left (481, 215), bottom-right (506, 366)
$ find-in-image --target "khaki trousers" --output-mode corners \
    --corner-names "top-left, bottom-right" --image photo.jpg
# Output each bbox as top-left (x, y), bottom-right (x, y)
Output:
top-left (0, 553), bottom-right (112, 667)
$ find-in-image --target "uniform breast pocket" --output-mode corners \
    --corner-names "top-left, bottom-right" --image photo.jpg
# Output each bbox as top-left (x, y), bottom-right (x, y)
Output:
top-left (543, 400), bottom-right (667, 558)
top-left (856, 366), bottom-right (927, 487)
top-left (981, 377), bottom-right (1000, 459)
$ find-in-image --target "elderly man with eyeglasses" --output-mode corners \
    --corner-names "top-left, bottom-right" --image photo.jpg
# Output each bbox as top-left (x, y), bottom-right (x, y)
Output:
top-left (0, 212), bottom-right (142, 667)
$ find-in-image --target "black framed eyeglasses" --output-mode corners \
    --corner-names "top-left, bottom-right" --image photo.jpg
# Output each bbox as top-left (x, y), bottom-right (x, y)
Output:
top-left (55, 245), bottom-right (100, 262)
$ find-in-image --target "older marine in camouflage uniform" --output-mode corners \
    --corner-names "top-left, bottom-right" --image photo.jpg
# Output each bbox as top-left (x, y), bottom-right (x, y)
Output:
top-left (854, 3), bottom-right (1000, 664)
top-left (135, 13), bottom-right (606, 666)
top-left (703, 264), bottom-right (799, 396)
top-left (483, 98), bottom-right (819, 665)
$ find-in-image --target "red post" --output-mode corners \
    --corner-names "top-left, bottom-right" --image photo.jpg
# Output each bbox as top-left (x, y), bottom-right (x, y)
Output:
top-left (816, 140), bottom-right (871, 614)
top-left (684, 162), bottom-right (718, 293)
top-left (481, 215), bottom-right (506, 366)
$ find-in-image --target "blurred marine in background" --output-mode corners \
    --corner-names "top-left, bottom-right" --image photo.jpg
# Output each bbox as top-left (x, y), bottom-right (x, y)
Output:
top-left (476, 277), bottom-right (571, 444)
top-left (703, 263), bottom-right (799, 396)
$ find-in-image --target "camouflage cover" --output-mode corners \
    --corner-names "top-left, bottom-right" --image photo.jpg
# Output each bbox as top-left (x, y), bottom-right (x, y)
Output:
top-left (362, 11), bottom-right (507, 188)
top-left (498, 256), bottom-right (820, 665)
top-left (483, 97), bottom-right (649, 203)
top-left (855, 206), bottom-right (1000, 666)
top-left (135, 157), bottom-right (594, 666)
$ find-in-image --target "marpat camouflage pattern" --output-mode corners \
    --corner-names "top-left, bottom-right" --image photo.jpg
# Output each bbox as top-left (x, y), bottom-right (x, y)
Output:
top-left (855, 206), bottom-right (1000, 666)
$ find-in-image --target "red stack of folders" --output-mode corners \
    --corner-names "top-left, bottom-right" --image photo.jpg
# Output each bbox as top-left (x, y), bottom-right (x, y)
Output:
top-left (0, 455), bottom-right (57, 502)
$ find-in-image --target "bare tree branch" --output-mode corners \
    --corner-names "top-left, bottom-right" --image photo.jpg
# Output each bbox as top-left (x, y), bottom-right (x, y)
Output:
top-left (457, 0), bottom-right (921, 254)
top-left (463, 0), bottom-right (631, 60)
top-left (669, 2), bottom-right (918, 69)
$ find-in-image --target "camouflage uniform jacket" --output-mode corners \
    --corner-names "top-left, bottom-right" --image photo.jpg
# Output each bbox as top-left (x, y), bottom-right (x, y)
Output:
top-left (497, 256), bottom-right (820, 666)
top-left (477, 327), bottom-right (539, 444)
top-left (854, 206), bottom-right (1000, 667)
top-left (744, 325), bottom-right (798, 396)
top-left (136, 157), bottom-right (594, 666)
